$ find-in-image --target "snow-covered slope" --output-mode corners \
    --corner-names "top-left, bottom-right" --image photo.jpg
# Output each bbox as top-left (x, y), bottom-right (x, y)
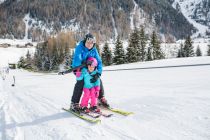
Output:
top-left (1, 55), bottom-right (210, 140)
top-left (0, 0), bottom-right (6, 5)
top-left (0, 47), bottom-right (35, 67)
top-left (172, 0), bottom-right (210, 38)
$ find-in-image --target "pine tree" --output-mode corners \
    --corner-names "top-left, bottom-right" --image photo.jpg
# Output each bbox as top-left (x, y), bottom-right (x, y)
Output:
top-left (126, 27), bottom-right (139, 63)
top-left (150, 31), bottom-right (165, 60)
top-left (34, 48), bottom-right (42, 70)
top-left (177, 43), bottom-right (184, 57)
top-left (25, 50), bottom-right (32, 63)
top-left (183, 36), bottom-right (194, 57)
top-left (101, 42), bottom-right (112, 66)
top-left (17, 56), bottom-right (26, 68)
top-left (64, 45), bottom-right (72, 69)
top-left (207, 44), bottom-right (210, 56)
top-left (139, 26), bottom-right (147, 61)
top-left (58, 44), bottom-right (65, 64)
top-left (25, 50), bottom-right (32, 69)
top-left (196, 45), bottom-right (202, 57)
top-left (51, 44), bottom-right (59, 70)
top-left (95, 43), bottom-right (101, 56)
top-left (34, 44), bottom-right (45, 70)
top-left (33, 42), bottom-right (50, 71)
top-left (146, 47), bottom-right (153, 61)
top-left (113, 36), bottom-right (126, 65)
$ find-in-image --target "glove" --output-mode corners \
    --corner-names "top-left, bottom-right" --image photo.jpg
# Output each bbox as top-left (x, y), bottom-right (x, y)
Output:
top-left (58, 71), bottom-right (64, 75)
top-left (75, 69), bottom-right (81, 77)
top-left (73, 68), bottom-right (81, 76)
top-left (90, 73), bottom-right (100, 83)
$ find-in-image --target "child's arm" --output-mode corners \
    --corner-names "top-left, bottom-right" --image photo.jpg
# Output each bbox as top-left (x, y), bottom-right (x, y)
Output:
top-left (76, 68), bottom-right (88, 80)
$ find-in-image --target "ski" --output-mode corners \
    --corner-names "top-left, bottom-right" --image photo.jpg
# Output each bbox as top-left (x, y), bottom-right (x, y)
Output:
top-left (108, 107), bottom-right (133, 116)
top-left (62, 108), bottom-right (101, 123)
top-left (94, 111), bottom-right (113, 118)
top-left (100, 106), bottom-right (134, 116)
top-left (84, 112), bottom-right (101, 118)
top-left (100, 112), bottom-right (113, 117)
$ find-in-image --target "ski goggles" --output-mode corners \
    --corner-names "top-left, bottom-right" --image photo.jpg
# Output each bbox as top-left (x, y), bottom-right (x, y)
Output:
top-left (87, 61), bottom-right (97, 67)
top-left (86, 37), bottom-right (96, 44)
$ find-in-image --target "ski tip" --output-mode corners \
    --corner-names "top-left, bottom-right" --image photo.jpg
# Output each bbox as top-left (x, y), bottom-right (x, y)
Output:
top-left (94, 119), bottom-right (101, 124)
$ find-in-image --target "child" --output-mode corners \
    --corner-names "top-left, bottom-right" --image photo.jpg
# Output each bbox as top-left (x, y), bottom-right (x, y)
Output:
top-left (76, 57), bottom-right (101, 113)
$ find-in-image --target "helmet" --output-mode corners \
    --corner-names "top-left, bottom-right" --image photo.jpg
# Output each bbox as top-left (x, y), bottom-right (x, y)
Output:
top-left (84, 33), bottom-right (96, 44)
top-left (87, 57), bottom-right (98, 67)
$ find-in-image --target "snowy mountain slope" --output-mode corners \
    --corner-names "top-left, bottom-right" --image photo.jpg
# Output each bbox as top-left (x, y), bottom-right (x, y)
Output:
top-left (0, 0), bottom-right (6, 5)
top-left (172, 0), bottom-right (210, 38)
top-left (0, 56), bottom-right (210, 140)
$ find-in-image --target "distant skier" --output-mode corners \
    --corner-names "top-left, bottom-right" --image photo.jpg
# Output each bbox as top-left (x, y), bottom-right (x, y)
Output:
top-left (76, 57), bottom-right (101, 113)
top-left (69, 33), bottom-right (110, 112)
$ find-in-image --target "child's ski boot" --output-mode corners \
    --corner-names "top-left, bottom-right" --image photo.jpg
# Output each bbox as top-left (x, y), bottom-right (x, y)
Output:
top-left (90, 106), bottom-right (100, 113)
top-left (81, 107), bottom-right (90, 113)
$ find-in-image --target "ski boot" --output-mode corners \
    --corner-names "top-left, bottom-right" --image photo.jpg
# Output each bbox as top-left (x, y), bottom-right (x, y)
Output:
top-left (98, 97), bottom-right (110, 108)
top-left (70, 103), bottom-right (81, 113)
top-left (80, 106), bottom-right (90, 113)
top-left (90, 106), bottom-right (100, 113)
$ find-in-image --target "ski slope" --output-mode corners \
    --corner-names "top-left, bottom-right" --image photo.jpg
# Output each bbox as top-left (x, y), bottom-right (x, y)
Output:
top-left (0, 56), bottom-right (210, 140)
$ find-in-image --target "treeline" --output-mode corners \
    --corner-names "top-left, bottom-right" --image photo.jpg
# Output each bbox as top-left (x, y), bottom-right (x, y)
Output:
top-left (101, 27), bottom-right (165, 66)
top-left (177, 36), bottom-right (210, 58)
top-left (18, 32), bottom-right (76, 71)
top-left (101, 30), bottom-right (210, 67)
top-left (18, 28), bottom-right (210, 71)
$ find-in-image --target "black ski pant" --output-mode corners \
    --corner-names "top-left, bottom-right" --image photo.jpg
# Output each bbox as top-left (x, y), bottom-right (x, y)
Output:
top-left (71, 79), bottom-right (105, 104)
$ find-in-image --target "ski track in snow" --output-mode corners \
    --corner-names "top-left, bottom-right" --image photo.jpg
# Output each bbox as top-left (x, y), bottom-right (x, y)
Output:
top-left (1, 57), bottom-right (210, 140)
top-left (0, 73), bottom-right (70, 140)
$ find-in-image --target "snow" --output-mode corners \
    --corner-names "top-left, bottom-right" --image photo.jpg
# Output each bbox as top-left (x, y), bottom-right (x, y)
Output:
top-left (1, 46), bottom-right (210, 139)
top-left (172, 0), bottom-right (209, 38)
top-left (0, 47), bottom-right (35, 67)
top-left (23, 14), bottom-right (30, 40)
top-left (20, 13), bottom-right (80, 41)
top-left (110, 4), bottom-right (118, 40)
top-left (0, 39), bottom-right (37, 47)
top-left (0, 0), bottom-right (6, 4)
top-left (130, 0), bottom-right (138, 30)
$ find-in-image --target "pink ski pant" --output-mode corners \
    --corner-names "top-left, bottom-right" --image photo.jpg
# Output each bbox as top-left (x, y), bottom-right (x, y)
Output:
top-left (80, 86), bottom-right (100, 107)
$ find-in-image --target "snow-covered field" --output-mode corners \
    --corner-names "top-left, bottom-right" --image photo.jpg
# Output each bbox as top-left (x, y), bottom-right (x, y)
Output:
top-left (0, 47), bottom-right (35, 67)
top-left (1, 54), bottom-right (210, 140)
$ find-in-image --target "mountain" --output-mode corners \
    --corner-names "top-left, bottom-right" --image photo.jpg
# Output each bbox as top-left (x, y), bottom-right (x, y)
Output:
top-left (0, 0), bottom-right (205, 42)
top-left (172, 0), bottom-right (210, 38)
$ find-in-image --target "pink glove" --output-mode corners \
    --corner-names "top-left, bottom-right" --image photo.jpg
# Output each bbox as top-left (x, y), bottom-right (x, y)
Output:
top-left (75, 69), bottom-right (81, 77)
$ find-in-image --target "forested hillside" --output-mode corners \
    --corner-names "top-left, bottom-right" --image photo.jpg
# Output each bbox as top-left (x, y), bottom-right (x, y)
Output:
top-left (0, 0), bottom-right (196, 41)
